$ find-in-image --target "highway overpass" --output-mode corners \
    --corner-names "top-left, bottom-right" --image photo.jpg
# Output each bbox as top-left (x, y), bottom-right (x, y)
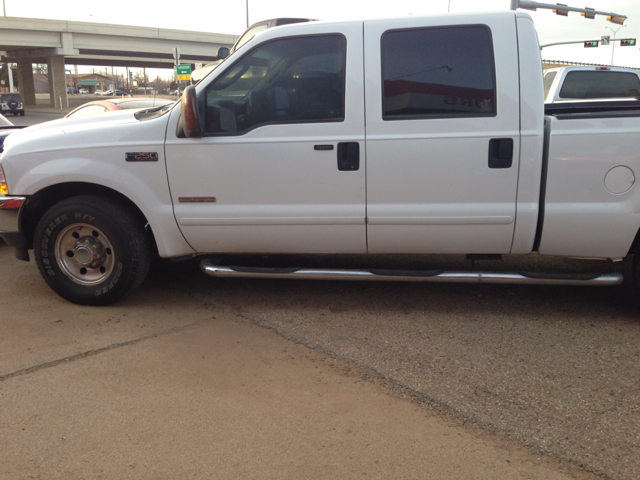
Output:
top-left (0, 16), bottom-right (239, 107)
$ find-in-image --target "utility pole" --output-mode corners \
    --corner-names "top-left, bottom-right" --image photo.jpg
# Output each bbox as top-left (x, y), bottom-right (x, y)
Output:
top-left (606, 25), bottom-right (626, 65)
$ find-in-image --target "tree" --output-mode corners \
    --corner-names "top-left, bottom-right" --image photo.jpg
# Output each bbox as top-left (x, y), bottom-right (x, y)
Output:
top-left (132, 70), bottom-right (149, 89)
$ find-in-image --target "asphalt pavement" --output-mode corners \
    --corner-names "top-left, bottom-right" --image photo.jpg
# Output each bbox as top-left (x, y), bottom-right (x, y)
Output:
top-left (0, 242), bottom-right (596, 480)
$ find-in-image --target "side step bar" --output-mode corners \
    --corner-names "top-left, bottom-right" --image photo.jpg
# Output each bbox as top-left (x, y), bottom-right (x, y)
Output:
top-left (199, 259), bottom-right (623, 286)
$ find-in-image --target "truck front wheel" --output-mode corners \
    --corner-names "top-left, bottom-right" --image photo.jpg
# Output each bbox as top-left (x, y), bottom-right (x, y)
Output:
top-left (34, 195), bottom-right (151, 305)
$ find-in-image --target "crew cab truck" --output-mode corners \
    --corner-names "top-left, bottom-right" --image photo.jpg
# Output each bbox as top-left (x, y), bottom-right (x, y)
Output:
top-left (544, 65), bottom-right (640, 103)
top-left (1, 10), bottom-right (640, 305)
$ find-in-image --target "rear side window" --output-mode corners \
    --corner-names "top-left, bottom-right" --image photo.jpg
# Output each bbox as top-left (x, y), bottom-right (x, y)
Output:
top-left (381, 25), bottom-right (496, 119)
top-left (559, 71), bottom-right (640, 99)
top-left (543, 71), bottom-right (557, 100)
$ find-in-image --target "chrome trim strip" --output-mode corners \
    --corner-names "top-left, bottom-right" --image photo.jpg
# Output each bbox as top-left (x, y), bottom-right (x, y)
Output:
top-left (181, 216), bottom-right (365, 226)
top-left (0, 196), bottom-right (26, 232)
top-left (368, 216), bottom-right (514, 225)
top-left (200, 260), bottom-right (623, 286)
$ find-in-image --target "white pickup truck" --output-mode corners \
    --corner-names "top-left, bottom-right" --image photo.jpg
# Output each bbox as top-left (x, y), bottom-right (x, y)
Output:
top-left (2, 10), bottom-right (640, 305)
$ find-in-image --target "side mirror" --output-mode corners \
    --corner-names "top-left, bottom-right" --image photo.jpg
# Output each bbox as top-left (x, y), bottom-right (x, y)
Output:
top-left (216, 47), bottom-right (230, 59)
top-left (179, 85), bottom-right (201, 138)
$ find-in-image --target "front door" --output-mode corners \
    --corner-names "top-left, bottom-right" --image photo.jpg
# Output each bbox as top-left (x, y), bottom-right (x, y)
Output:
top-left (165, 22), bottom-right (366, 254)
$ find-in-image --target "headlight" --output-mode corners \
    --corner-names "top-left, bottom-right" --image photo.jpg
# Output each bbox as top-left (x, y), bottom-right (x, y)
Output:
top-left (0, 163), bottom-right (8, 195)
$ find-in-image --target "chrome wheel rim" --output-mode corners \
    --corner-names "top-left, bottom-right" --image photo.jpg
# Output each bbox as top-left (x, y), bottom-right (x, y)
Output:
top-left (54, 223), bottom-right (115, 285)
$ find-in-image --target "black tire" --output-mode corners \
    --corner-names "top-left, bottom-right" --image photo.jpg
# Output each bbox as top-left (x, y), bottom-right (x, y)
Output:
top-left (34, 195), bottom-right (151, 306)
top-left (20, 111), bottom-right (25, 116)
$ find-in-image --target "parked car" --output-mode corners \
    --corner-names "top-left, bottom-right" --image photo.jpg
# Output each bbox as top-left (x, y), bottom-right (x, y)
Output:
top-left (102, 89), bottom-right (128, 97)
top-left (94, 89), bottom-right (104, 95)
top-left (66, 87), bottom-right (79, 95)
top-left (64, 97), bottom-right (174, 118)
top-left (544, 66), bottom-right (640, 103)
top-left (0, 93), bottom-right (25, 116)
top-left (78, 88), bottom-right (89, 94)
top-left (191, 18), bottom-right (315, 82)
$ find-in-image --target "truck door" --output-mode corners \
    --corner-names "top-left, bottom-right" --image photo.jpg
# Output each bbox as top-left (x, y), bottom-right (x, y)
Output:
top-left (363, 14), bottom-right (521, 254)
top-left (165, 22), bottom-right (366, 254)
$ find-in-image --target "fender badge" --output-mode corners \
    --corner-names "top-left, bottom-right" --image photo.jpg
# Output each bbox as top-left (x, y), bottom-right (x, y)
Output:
top-left (126, 152), bottom-right (158, 162)
top-left (179, 197), bottom-right (217, 203)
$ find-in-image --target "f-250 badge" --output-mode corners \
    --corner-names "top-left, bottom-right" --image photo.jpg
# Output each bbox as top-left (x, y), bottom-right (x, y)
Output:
top-left (125, 152), bottom-right (158, 162)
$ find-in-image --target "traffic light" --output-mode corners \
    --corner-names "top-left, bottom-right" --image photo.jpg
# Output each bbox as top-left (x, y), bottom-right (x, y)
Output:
top-left (607, 15), bottom-right (625, 25)
top-left (581, 8), bottom-right (595, 19)
top-left (553, 4), bottom-right (569, 16)
top-left (620, 39), bottom-right (636, 46)
top-left (584, 41), bottom-right (599, 48)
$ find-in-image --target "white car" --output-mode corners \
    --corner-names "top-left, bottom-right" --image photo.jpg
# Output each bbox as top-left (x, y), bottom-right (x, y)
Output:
top-left (78, 88), bottom-right (89, 94)
top-left (94, 89), bottom-right (104, 96)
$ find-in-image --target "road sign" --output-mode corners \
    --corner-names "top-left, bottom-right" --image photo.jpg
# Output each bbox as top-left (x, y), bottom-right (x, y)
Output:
top-left (601, 35), bottom-right (610, 46)
top-left (176, 64), bottom-right (191, 81)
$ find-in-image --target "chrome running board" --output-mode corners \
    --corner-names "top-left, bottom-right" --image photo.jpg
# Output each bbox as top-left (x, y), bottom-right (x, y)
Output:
top-left (199, 259), bottom-right (623, 286)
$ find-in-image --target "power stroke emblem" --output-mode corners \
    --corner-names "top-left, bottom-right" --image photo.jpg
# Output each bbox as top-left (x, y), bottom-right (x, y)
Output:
top-left (125, 152), bottom-right (158, 162)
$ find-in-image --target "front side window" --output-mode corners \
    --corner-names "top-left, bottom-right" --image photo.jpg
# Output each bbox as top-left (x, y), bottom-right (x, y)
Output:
top-left (381, 25), bottom-right (496, 119)
top-left (204, 34), bottom-right (345, 135)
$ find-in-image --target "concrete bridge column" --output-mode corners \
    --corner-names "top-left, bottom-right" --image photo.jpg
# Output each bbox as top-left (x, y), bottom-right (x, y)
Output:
top-left (16, 57), bottom-right (36, 106)
top-left (47, 55), bottom-right (67, 108)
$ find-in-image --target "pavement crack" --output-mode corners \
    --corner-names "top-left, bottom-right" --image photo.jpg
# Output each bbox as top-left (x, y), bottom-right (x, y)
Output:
top-left (0, 322), bottom-right (202, 382)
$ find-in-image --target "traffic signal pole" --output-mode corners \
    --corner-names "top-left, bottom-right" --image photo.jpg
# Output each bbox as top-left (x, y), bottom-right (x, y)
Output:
top-left (540, 38), bottom-right (629, 50)
top-left (509, 0), bottom-right (626, 24)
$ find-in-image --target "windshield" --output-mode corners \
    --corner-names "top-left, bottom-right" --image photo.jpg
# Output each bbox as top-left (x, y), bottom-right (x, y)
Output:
top-left (233, 23), bottom-right (269, 52)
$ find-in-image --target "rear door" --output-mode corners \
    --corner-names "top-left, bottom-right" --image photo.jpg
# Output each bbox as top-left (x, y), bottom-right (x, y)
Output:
top-left (363, 13), bottom-right (521, 254)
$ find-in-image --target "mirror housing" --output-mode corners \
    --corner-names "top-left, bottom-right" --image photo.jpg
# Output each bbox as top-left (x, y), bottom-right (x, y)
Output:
top-left (216, 47), bottom-right (230, 59)
top-left (179, 85), bottom-right (201, 138)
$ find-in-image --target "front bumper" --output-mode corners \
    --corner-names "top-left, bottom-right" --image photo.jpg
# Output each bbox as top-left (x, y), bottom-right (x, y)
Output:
top-left (0, 196), bottom-right (29, 260)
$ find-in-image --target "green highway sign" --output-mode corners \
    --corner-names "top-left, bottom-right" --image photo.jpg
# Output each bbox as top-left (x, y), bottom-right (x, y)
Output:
top-left (176, 64), bottom-right (192, 81)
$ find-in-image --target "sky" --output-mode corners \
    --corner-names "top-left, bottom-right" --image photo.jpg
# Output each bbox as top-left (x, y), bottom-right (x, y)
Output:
top-left (4, 0), bottom-right (640, 79)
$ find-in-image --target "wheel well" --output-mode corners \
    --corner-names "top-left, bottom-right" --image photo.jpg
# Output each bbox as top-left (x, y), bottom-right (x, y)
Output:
top-left (21, 182), bottom-right (156, 252)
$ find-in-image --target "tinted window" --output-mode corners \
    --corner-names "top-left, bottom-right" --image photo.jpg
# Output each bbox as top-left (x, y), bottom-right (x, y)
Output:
top-left (204, 35), bottom-right (345, 135)
top-left (1, 94), bottom-right (21, 103)
top-left (543, 71), bottom-right (557, 100)
top-left (382, 26), bottom-right (496, 119)
top-left (559, 71), bottom-right (640, 99)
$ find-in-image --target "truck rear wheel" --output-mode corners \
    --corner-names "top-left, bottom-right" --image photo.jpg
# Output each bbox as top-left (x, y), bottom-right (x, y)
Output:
top-left (34, 195), bottom-right (151, 305)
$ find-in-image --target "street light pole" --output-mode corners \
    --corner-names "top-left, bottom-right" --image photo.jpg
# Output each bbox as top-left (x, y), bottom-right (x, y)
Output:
top-left (606, 25), bottom-right (626, 65)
